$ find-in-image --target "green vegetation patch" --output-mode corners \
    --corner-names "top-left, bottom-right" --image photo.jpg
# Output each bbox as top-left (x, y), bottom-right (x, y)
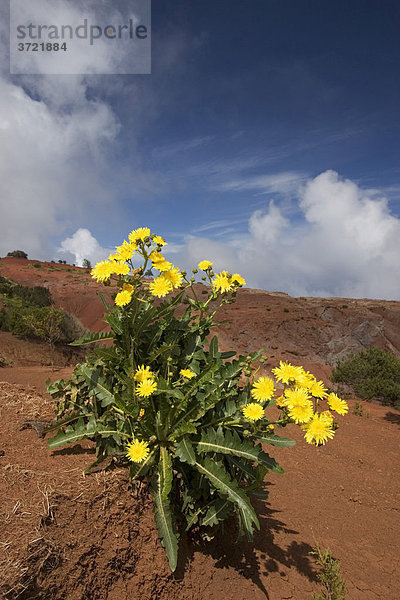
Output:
top-left (332, 346), bottom-right (400, 410)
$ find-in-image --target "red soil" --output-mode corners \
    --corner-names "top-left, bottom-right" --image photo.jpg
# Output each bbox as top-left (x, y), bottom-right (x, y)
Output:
top-left (0, 257), bottom-right (399, 599)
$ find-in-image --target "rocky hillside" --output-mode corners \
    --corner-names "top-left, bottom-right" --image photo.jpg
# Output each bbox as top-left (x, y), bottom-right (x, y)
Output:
top-left (1, 256), bottom-right (399, 366)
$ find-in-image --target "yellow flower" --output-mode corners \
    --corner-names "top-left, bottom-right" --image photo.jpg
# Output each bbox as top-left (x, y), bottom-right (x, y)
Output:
top-left (327, 393), bottom-right (349, 415)
top-left (231, 273), bottom-right (246, 286)
top-left (288, 401), bottom-right (314, 424)
top-left (134, 365), bottom-right (155, 382)
top-left (302, 414), bottom-right (335, 446)
top-left (122, 283), bottom-right (134, 293)
top-left (251, 377), bottom-right (275, 402)
top-left (198, 260), bottom-right (213, 271)
top-left (150, 252), bottom-right (172, 272)
top-left (149, 276), bottom-right (173, 297)
top-left (310, 379), bottom-right (328, 399)
top-left (162, 267), bottom-right (183, 288)
top-left (129, 227), bottom-right (150, 242)
top-left (114, 240), bottom-right (137, 261)
top-left (153, 235), bottom-right (166, 246)
top-left (126, 439), bottom-right (150, 463)
top-left (295, 369), bottom-right (316, 390)
top-left (272, 361), bottom-right (303, 384)
top-left (212, 271), bottom-right (233, 293)
top-left (320, 410), bottom-right (334, 425)
top-left (242, 403), bottom-right (265, 422)
top-left (113, 262), bottom-right (130, 276)
top-left (180, 369), bottom-right (196, 379)
top-left (138, 408), bottom-right (145, 420)
top-left (136, 379), bottom-right (157, 397)
top-left (115, 289), bottom-right (133, 307)
top-left (91, 260), bottom-right (115, 282)
top-left (284, 387), bottom-right (311, 407)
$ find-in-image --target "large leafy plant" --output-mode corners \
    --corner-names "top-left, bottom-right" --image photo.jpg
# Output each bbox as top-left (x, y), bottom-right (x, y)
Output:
top-left (46, 227), bottom-right (348, 571)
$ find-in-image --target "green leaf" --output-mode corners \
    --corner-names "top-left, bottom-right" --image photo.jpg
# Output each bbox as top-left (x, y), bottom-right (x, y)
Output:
top-left (130, 450), bottom-right (155, 480)
top-left (98, 291), bottom-right (112, 312)
top-left (220, 350), bottom-right (236, 359)
top-left (152, 473), bottom-right (179, 572)
top-left (158, 447), bottom-right (173, 499)
top-left (209, 335), bottom-right (219, 358)
top-left (196, 427), bottom-right (262, 463)
top-left (81, 366), bottom-right (115, 407)
top-left (258, 450), bottom-right (285, 473)
top-left (201, 499), bottom-right (232, 528)
top-left (47, 418), bottom-right (87, 449)
top-left (255, 434), bottom-right (296, 447)
top-left (69, 330), bottom-right (114, 346)
top-left (193, 457), bottom-right (259, 534)
top-left (105, 311), bottom-right (123, 335)
top-left (175, 437), bottom-right (196, 465)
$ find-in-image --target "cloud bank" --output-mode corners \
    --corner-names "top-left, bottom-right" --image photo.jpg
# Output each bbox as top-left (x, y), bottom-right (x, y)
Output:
top-left (178, 170), bottom-right (400, 300)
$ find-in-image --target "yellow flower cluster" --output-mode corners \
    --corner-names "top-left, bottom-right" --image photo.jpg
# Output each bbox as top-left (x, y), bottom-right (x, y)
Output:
top-left (212, 271), bottom-right (246, 293)
top-left (241, 362), bottom-right (348, 446)
top-left (133, 364), bottom-right (157, 397)
top-left (272, 362), bottom-right (348, 445)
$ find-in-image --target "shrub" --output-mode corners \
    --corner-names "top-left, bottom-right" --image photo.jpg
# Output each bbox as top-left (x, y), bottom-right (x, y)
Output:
top-left (46, 227), bottom-right (349, 572)
top-left (332, 346), bottom-right (400, 409)
top-left (7, 250), bottom-right (28, 259)
top-left (0, 276), bottom-right (51, 308)
top-left (59, 312), bottom-right (88, 343)
top-left (82, 258), bottom-right (92, 270)
top-left (311, 543), bottom-right (346, 600)
top-left (0, 352), bottom-right (13, 367)
top-left (0, 308), bottom-right (10, 331)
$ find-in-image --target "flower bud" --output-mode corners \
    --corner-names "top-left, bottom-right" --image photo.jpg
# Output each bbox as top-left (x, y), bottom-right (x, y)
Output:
top-left (192, 268), bottom-right (198, 274)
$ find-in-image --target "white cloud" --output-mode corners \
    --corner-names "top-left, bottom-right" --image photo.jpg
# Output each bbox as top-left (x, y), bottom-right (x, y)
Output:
top-left (58, 228), bottom-right (110, 266)
top-left (0, 74), bottom-right (120, 259)
top-left (214, 171), bottom-right (306, 195)
top-left (177, 170), bottom-right (400, 300)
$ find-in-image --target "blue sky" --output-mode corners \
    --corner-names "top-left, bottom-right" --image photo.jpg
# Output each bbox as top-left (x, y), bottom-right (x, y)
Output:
top-left (1, 0), bottom-right (400, 298)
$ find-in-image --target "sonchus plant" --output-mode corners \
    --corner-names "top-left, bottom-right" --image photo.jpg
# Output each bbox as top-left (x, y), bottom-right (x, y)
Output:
top-left (46, 227), bottom-right (349, 571)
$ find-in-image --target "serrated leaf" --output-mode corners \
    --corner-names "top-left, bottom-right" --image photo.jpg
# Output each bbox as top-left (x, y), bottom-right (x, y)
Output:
top-left (197, 427), bottom-right (262, 463)
top-left (175, 437), bottom-right (196, 464)
top-left (105, 312), bottom-right (124, 335)
top-left (258, 450), bottom-right (285, 473)
top-left (158, 447), bottom-right (173, 498)
top-left (255, 434), bottom-right (296, 447)
top-left (81, 366), bottom-right (115, 407)
top-left (47, 418), bottom-right (87, 449)
top-left (201, 499), bottom-right (232, 528)
top-left (194, 457), bottom-right (259, 533)
top-left (69, 330), bottom-right (114, 346)
top-left (152, 473), bottom-right (179, 572)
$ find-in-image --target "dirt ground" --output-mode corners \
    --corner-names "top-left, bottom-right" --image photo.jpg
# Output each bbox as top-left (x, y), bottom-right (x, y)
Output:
top-left (0, 366), bottom-right (399, 600)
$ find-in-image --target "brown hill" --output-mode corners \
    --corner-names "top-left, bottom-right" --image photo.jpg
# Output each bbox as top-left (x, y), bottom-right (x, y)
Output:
top-left (1, 256), bottom-right (399, 367)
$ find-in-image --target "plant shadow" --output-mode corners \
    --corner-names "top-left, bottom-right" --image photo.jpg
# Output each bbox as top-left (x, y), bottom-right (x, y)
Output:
top-left (52, 443), bottom-right (95, 456)
top-left (384, 411), bottom-right (400, 426)
top-left (175, 487), bottom-right (318, 598)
